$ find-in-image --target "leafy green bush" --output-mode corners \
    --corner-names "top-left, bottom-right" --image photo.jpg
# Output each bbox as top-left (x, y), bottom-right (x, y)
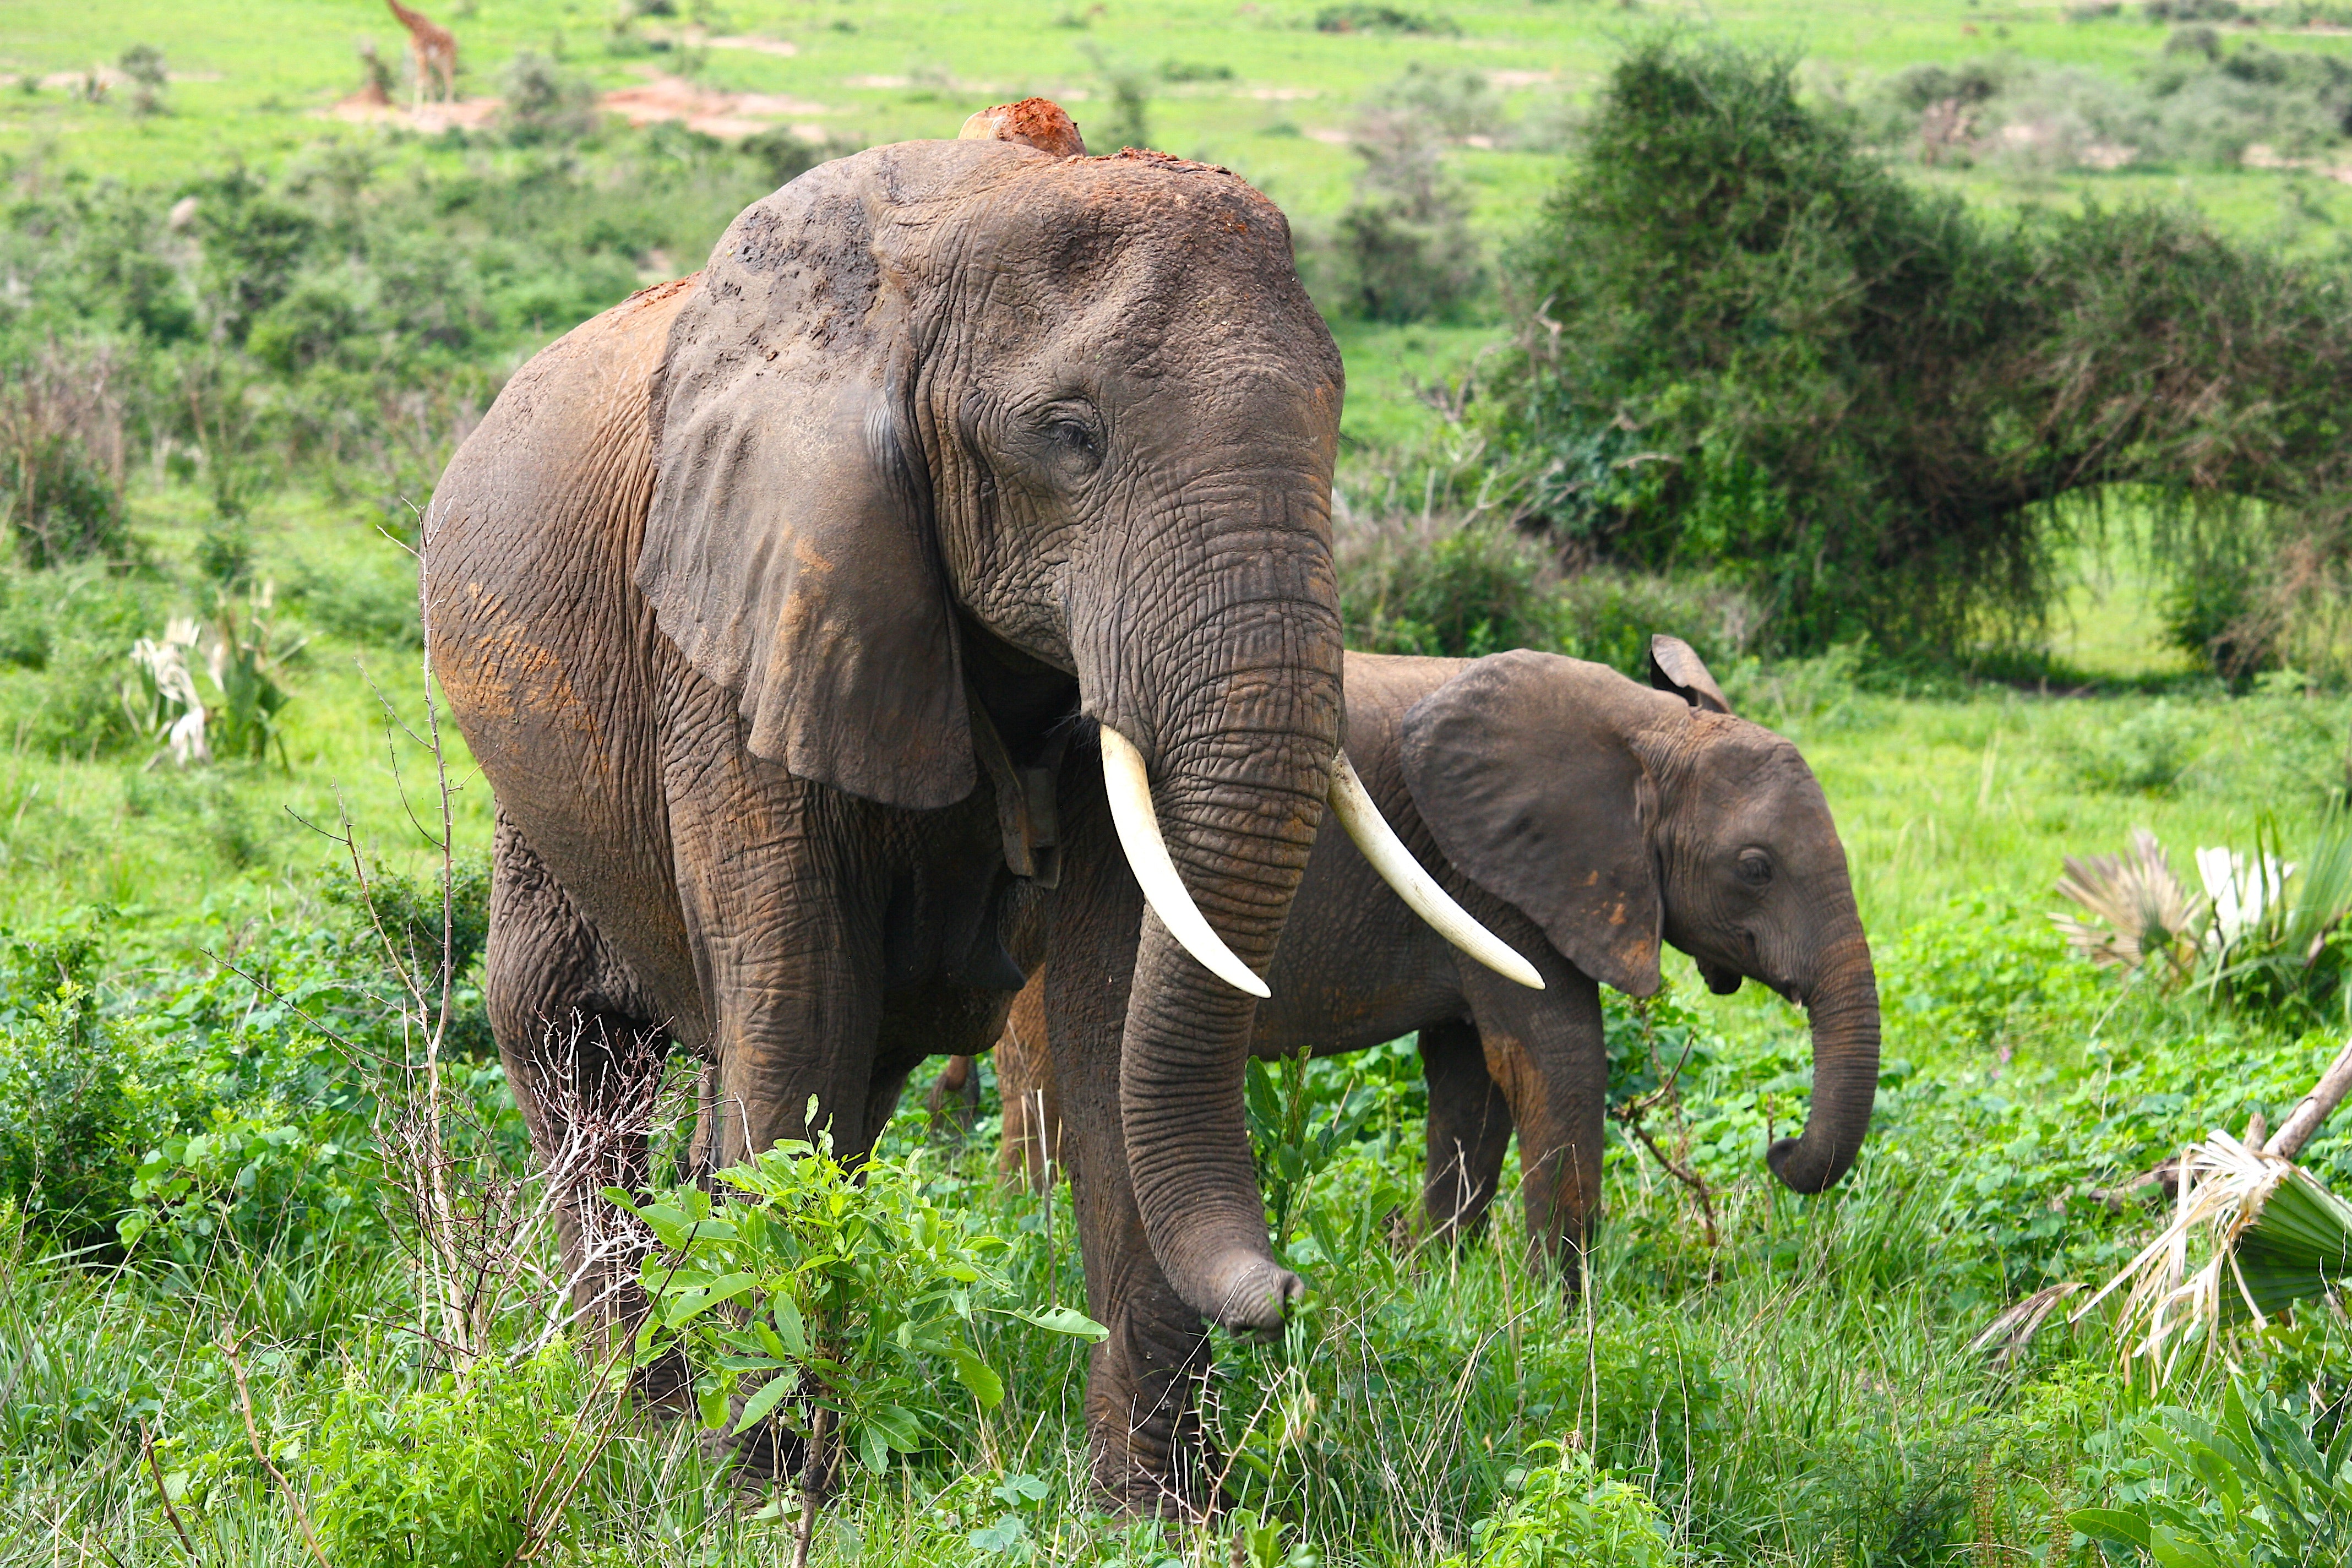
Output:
top-left (1337, 515), bottom-right (1560, 656)
top-left (1336, 88), bottom-right (1486, 323)
top-left (1487, 38), bottom-right (2352, 661)
top-left (2068, 701), bottom-right (2210, 794)
top-left (119, 1101), bottom-right (366, 1261)
top-left (1314, 4), bottom-right (1458, 35)
top-left (0, 980), bottom-right (157, 1247)
top-left (1882, 896), bottom-right (2101, 1059)
top-left (319, 851), bottom-right (494, 1058)
top-left (1439, 1442), bottom-right (1684, 1567)
top-left (0, 342), bottom-right (130, 568)
top-left (313, 1353), bottom-right (585, 1568)
top-left (615, 1127), bottom-right (1103, 1490)
top-left (2073, 1381), bottom-right (2352, 1567)
top-left (498, 52), bottom-right (601, 145)
top-left (1553, 570), bottom-right (1757, 678)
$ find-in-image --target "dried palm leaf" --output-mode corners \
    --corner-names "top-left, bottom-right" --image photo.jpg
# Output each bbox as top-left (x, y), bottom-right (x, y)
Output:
top-left (2051, 828), bottom-right (2206, 981)
top-left (2072, 1129), bottom-right (2352, 1385)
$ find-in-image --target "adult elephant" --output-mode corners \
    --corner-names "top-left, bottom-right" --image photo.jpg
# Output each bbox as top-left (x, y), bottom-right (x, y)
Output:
top-left (422, 104), bottom-right (1516, 1507)
top-left (957, 639), bottom-right (1881, 1278)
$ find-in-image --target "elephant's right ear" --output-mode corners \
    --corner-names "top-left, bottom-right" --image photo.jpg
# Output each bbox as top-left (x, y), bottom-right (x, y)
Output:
top-left (1401, 649), bottom-right (1664, 996)
top-left (1649, 634), bottom-right (1733, 715)
top-left (638, 145), bottom-right (1016, 811)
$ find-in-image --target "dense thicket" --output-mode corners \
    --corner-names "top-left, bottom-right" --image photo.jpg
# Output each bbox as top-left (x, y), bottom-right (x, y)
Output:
top-left (0, 123), bottom-right (813, 564)
top-left (1486, 39), bottom-right (2352, 663)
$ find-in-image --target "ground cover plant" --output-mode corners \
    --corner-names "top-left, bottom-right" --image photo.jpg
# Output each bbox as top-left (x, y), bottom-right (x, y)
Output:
top-left (8, 1), bottom-right (2352, 1563)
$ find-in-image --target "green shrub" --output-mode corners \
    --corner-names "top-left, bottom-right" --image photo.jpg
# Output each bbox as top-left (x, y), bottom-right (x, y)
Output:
top-left (1337, 514), bottom-right (1560, 657)
top-left (0, 980), bottom-right (156, 1247)
top-left (1553, 569), bottom-right (1757, 678)
top-left (1487, 38), bottom-right (2352, 662)
top-left (1882, 896), bottom-right (2100, 1059)
top-left (1336, 91), bottom-right (1485, 323)
top-left (313, 1353), bottom-right (585, 1568)
top-left (1440, 1442), bottom-right (1684, 1567)
top-left (2073, 1381), bottom-right (2352, 1567)
top-left (1314, 4), bottom-right (1458, 34)
top-left (498, 53), bottom-right (601, 145)
top-left (118, 1101), bottom-right (366, 1261)
top-left (1716, 642), bottom-right (1870, 734)
top-left (2068, 701), bottom-right (2209, 794)
top-left (616, 1128), bottom-right (1103, 1491)
top-left (286, 546), bottom-right (422, 646)
top-left (0, 343), bottom-right (130, 568)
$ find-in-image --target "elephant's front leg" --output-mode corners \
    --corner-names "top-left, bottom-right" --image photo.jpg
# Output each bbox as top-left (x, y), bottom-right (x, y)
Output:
top-left (1044, 884), bottom-right (1223, 1517)
top-left (664, 758), bottom-right (896, 1167)
top-left (1462, 964), bottom-right (1609, 1289)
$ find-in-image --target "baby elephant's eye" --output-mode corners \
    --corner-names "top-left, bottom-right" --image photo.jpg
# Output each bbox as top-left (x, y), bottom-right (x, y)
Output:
top-left (1736, 850), bottom-right (1773, 887)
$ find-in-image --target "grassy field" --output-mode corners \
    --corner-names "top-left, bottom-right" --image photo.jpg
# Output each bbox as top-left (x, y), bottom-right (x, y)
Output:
top-left (8, 2), bottom-right (2352, 1564)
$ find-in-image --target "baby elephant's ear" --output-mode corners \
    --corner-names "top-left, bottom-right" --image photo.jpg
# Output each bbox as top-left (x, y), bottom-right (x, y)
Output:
top-left (639, 146), bottom-right (1003, 811)
top-left (1401, 649), bottom-right (1664, 997)
top-left (1648, 634), bottom-right (1733, 715)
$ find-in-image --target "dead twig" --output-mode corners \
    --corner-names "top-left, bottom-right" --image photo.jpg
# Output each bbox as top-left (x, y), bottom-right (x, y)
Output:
top-left (221, 1331), bottom-right (333, 1568)
top-left (1623, 1117), bottom-right (1721, 1250)
top-left (140, 1420), bottom-right (198, 1562)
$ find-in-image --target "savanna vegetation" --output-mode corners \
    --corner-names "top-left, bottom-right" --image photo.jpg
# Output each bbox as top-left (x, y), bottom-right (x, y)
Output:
top-left (11, 2), bottom-right (2352, 1563)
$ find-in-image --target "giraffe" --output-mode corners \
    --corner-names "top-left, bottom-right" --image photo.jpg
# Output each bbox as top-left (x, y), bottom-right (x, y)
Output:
top-left (385, 0), bottom-right (456, 109)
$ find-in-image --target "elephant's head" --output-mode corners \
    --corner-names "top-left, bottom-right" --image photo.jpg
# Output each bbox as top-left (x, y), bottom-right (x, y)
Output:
top-left (1400, 638), bottom-right (1880, 1195)
top-left (636, 106), bottom-right (1521, 1327)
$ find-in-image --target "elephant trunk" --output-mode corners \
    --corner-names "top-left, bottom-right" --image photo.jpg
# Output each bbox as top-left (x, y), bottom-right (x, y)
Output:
top-left (1099, 589), bottom-right (1340, 1332)
top-left (1767, 930), bottom-right (1880, 1195)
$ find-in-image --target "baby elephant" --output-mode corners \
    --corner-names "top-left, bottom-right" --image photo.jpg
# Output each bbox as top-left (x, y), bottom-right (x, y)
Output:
top-left (945, 639), bottom-right (1881, 1276)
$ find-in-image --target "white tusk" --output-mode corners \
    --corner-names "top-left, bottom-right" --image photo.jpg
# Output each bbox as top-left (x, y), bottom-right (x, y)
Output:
top-left (1099, 727), bottom-right (1272, 1000)
top-left (1327, 750), bottom-right (1546, 990)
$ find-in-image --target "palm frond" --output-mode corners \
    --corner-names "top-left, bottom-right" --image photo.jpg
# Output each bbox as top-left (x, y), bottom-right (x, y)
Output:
top-left (2052, 828), bottom-right (2206, 979)
top-left (2073, 1130), bottom-right (2352, 1384)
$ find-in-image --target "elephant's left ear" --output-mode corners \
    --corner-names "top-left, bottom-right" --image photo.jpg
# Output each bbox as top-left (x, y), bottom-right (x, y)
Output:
top-left (638, 143), bottom-right (1026, 810)
top-left (1400, 650), bottom-right (1664, 996)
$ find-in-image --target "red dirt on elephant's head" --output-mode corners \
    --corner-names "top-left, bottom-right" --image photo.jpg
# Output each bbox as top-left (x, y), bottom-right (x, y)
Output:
top-left (1111, 147), bottom-right (1233, 178)
top-left (958, 97), bottom-right (1086, 157)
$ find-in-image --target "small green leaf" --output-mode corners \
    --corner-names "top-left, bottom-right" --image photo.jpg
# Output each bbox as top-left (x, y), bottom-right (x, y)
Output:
top-left (2068, 1508), bottom-right (2151, 1549)
top-left (695, 1380), bottom-right (728, 1430)
top-left (1012, 1305), bottom-right (1110, 1342)
top-left (771, 1295), bottom-right (808, 1357)
top-left (732, 1374), bottom-right (797, 1434)
top-left (868, 1403), bottom-right (926, 1452)
top-left (949, 1344), bottom-right (1005, 1410)
top-left (969, 1514), bottom-right (1029, 1553)
top-left (857, 1422), bottom-right (889, 1474)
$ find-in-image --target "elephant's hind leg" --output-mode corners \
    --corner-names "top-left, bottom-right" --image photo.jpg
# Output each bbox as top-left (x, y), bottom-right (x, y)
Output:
top-left (1419, 1017), bottom-right (1513, 1244)
top-left (485, 807), bottom-right (675, 1350)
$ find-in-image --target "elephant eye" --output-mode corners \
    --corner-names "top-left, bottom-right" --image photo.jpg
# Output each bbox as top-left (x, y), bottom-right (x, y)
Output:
top-left (1736, 851), bottom-right (1773, 888)
top-left (1048, 417), bottom-right (1101, 470)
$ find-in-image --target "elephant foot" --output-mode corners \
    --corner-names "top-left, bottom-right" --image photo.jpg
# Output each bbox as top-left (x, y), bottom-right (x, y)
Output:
top-left (1087, 1448), bottom-right (1226, 1524)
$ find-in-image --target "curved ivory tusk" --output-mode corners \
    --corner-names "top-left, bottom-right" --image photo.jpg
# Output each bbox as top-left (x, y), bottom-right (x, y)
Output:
top-left (1327, 751), bottom-right (1546, 990)
top-left (1100, 727), bottom-right (1272, 1000)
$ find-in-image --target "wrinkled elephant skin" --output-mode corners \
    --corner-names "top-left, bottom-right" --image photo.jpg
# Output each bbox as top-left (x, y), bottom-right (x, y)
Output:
top-left (422, 128), bottom-right (1348, 1510)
